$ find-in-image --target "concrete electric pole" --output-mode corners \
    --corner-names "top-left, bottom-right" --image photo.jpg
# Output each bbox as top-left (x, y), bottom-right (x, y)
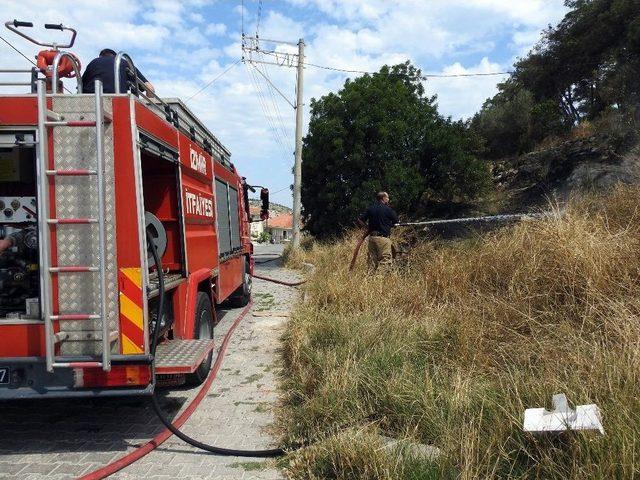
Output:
top-left (242, 35), bottom-right (305, 249)
top-left (292, 38), bottom-right (304, 249)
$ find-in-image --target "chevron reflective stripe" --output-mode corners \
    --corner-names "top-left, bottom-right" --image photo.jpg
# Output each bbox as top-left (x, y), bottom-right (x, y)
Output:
top-left (119, 268), bottom-right (145, 354)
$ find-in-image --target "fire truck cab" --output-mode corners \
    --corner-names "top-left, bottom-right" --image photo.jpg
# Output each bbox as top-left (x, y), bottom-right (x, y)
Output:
top-left (0, 24), bottom-right (256, 398)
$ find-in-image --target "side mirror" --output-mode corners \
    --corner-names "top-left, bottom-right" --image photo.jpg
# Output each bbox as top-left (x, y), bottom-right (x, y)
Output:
top-left (241, 178), bottom-right (253, 216)
top-left (260, 188), bottom-right (269, 220)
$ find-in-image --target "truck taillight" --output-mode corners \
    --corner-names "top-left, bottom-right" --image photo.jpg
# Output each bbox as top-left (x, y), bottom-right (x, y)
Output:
top-left (74, 365), bottom-right (151, 388)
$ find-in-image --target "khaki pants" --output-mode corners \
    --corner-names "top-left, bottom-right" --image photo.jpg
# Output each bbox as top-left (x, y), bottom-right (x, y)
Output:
top-left (368, 235), bottom-right (392, 272)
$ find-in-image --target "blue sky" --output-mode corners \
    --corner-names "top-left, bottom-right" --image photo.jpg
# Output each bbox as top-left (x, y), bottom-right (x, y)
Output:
top-left (2, 0), bottom-right (568, 206)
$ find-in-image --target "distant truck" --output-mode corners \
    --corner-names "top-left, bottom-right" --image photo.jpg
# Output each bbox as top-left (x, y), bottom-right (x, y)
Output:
top-left (0, 20), bottom-right (265, 398)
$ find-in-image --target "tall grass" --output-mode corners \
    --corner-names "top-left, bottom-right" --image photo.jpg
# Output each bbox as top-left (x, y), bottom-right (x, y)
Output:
top-left (279, 186), bottom-right (640, 479)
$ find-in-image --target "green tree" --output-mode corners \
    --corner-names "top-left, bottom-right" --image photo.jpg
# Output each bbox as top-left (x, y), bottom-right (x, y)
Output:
top-left (301, 62), bottom-right (489, 238)
top-left (472, 0), bottom-right (640, 159)
top-left (471, 87), bottom-right (536, 159)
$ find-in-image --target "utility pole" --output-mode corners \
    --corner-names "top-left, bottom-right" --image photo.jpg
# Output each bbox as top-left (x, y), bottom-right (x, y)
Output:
top-left (292, 38), bottom-right (304, 249)
top-left (242, 35), bottom-right (305, 249)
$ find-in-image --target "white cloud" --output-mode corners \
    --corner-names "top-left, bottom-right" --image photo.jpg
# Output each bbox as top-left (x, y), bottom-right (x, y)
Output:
top-left (145, 0), bottom-right (183, 26)
top-left (429, 57), bottom-right (507, 119)
top-left (190, 13), bottom-right (205, 23)
top-left (205, 23), bottom-right (227, 36)
top-left (100, 22), bottom-right (171, 49)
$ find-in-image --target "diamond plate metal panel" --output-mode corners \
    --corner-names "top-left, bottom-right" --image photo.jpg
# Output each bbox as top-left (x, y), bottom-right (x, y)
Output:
top-left (52, 96), bottom-right (118, 355)
top-left (155, 339), bottom-right (215, 374)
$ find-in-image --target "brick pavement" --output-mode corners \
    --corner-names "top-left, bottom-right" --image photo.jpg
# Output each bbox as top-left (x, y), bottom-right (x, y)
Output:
top-left (0, 244), bottom-right (297, 480)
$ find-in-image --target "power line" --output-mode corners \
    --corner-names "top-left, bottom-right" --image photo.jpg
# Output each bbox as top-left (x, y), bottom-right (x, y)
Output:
top-left (185, 59), bottom-right (241, 102)
top-left (245, 62), bottom-right (292, 160)
top-left (247, 63), bottom-right (287, 151)
top-left (271, 184), bottom-right (292, 195)
top-left (255, 50), bottom-right (294, 142)
top-left (255, 50), bottom-right (513, 78)
top-left (256, 0), bottom-right (263, 38)
top-left (305, 61), bottom-right (512, 78)
top-left (242, 38), bottom-right (296, 156)
top-left (0, 34), bottom-right (38, 68)
top-left (244, 4), bottom-right (279, 143)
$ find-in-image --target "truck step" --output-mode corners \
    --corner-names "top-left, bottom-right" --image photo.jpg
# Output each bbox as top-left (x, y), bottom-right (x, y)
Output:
top-left (154, 339), bottom-right (215, 375)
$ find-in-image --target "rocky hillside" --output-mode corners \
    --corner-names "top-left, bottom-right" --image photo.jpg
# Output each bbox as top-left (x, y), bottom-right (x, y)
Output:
top-left (248, 198), bottom-right (292, 215)
top-left (493, 128), bottom-right (640, 213)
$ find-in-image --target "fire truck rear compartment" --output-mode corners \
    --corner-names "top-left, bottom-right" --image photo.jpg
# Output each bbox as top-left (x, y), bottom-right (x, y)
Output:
top-left (141, 150), bottom-right (184, 274)
top-left (139, 146), bottom-right (217, 377)
top-left (0, 134), bottom-right (40, 321)
top-left (141, 149), bottom-right (184, 336)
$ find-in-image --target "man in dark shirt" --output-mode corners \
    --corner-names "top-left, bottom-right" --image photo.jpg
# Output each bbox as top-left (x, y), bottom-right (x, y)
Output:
top-left (358, 191), bottom-right (398, 272)
top-left (82, 49), bottom-right (154, 94)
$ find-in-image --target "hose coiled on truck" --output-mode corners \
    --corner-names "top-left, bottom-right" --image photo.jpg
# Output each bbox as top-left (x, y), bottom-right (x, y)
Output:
top-left (147, 234), bottom-right (285, 458)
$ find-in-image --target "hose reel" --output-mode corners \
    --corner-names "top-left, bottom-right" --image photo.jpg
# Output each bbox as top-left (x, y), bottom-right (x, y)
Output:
top-left (144, 212), bottom-right (167, 267)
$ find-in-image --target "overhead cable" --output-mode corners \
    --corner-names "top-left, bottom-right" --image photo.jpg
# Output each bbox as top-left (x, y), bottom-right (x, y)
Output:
top-left (0, 34), bottom-right (73, 94)
top-left (305, 61), bottom-right (512, 78)
top-left (270, 184), bottom-right (292, 195)
top-left (257, 51), bottom-right (513, 78)
top-left (255, 51), bottom-right (294, 142)
top-left (256, 0), bottom-right (263, 38)
top-left (185, 59), bottom-right (242, 102)
top-left (245, 62), bottom-right (292, 159)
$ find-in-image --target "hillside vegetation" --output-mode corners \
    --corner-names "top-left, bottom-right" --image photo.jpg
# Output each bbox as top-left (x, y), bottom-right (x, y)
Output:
top-left (472, 0), bottom-right (640, 160)
top-left (279, 186), bottom-right (640, 479)
top-left (249, 198), bottom-right (292, 215)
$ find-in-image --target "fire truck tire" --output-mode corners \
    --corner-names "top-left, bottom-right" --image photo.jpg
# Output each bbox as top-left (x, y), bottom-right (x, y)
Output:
top-left (229, 258), bottom-right (252, 307)
top-left (187, 292), bottom-right (215, 385)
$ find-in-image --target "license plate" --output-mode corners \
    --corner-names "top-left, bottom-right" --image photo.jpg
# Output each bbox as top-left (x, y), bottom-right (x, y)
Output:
top-left (0, 367), bottom-right (9, 385)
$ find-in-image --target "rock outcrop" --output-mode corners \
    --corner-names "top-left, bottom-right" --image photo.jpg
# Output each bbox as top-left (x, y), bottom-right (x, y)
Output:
top-left (493, 133), bottom-right (640, 211)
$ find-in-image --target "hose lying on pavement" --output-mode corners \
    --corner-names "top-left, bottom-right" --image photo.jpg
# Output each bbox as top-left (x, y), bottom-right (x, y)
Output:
top-left (147, 236), bottom-right (285, 458)
top-left (254, 256), bottom-right (281, 265)
top-left (252, 273), bottom-right (307, 287)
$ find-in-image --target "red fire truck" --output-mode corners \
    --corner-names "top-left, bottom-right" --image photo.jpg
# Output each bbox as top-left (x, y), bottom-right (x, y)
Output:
top-left (0, 21), bottom-right (262, 398)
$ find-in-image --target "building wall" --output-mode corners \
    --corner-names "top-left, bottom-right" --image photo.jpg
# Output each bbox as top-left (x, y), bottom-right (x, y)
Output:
top-left (250, 220), bottom-right (265, 238)
top-left (268, 227), bottom-right (292, 243)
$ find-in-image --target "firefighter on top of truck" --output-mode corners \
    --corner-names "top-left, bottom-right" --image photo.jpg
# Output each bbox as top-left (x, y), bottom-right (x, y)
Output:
top-left (358, 191), bottom-right (398, 272)
top-left (82, 48), bottom-right (155, 94)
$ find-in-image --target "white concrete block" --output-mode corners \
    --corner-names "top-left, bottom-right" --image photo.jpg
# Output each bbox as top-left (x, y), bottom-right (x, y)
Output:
top-left (523, 393), bottom-right (604, 435)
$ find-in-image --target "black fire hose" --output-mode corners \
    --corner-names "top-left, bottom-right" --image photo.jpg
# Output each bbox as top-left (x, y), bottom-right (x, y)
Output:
top-left (146, 235), bottom-right (285, 457)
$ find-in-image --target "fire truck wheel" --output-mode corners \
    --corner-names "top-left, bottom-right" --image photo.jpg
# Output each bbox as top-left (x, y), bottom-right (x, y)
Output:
top-left (229, 258), bottom-right (252, 307)
top-left (187, 292), bottom-right (215, 385)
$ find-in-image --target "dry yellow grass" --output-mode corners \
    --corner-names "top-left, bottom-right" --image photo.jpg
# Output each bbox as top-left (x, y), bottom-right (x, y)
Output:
top-left (278, 186), bottom-right (640, 479)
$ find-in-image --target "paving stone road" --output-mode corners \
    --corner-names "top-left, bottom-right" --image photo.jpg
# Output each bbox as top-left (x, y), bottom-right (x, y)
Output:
top-left (0, 244), bottom-right (299, 480)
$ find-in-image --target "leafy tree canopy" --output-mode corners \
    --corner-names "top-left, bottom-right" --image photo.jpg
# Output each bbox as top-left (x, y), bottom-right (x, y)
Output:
top-left (472, 0), bottom-right (640, 159)
top-left (302, 62), bottom-right (489, 238)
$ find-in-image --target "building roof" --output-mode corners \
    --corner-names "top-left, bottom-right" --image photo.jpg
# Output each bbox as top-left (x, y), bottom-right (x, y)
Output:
top-left (249, 206), bottom-right (261, 216)
top-left (268, 213), bottom-right (293, 229)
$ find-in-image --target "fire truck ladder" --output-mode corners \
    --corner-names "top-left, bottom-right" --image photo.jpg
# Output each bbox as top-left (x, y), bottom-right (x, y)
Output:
top-left (36, 78), bottom-right (113, 373)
